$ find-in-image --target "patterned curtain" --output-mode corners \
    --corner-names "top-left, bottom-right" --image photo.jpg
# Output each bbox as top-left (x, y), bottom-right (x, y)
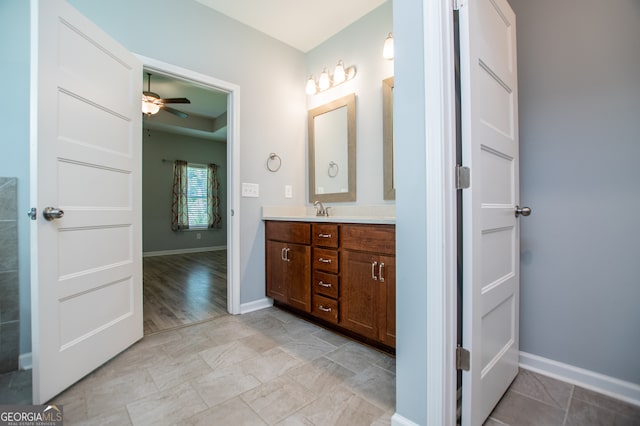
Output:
top-left (207, 163), bottom-right (222, 228)
top-left (171, 160), bottom-right (189, 231)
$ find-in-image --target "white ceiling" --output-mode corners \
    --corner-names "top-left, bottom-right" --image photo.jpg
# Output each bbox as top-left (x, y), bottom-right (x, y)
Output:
top-left (193, 0), bottom-right (387, 52)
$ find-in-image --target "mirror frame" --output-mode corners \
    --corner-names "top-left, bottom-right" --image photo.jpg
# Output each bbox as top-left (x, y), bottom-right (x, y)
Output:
top-left (383, 77), bottom-right (395, 200)
top-left (308, 93), bottom-right (357, 203)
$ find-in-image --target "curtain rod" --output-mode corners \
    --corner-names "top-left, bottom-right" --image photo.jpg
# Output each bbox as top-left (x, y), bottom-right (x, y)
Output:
top-left (161, 158), bottom-right (218, 166)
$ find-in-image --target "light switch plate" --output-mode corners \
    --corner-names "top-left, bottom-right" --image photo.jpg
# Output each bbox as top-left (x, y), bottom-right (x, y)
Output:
top-left (285, 185), bottom-right (292, 198)
top-left (242, 182), bottom-right (259, 197)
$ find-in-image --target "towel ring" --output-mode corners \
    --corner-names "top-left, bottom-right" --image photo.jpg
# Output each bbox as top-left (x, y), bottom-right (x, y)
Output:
top-left (328, 161), bottom-right (339, 178)
top-left (267, 153), bottom-right (282, 172)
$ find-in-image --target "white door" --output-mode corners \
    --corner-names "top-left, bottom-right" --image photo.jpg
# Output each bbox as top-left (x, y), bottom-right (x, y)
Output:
top-left (459, 0), bottom-right (520, 424)
top-left (30, 0), bottom-right (143, 403)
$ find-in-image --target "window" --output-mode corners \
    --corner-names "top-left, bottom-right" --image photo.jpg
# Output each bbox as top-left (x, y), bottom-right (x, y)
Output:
top-left (187, 164), bottom-right (208, 228)
top-left (171, 160), bottom-right (221, 231)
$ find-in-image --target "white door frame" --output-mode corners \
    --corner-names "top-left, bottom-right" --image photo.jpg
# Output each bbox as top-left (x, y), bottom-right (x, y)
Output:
top-left (421, 1), bottom-right (458, 424)
top-left (137, 55), bottom-right (241, 315)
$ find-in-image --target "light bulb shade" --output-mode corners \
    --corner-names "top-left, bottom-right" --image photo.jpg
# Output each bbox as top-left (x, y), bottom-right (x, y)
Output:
top-left (383, 33), bottom-right (394, 60)
top-left (333, 60), bottom-right (346, 84)
top-left (306, 76), bottom-right (317, 95)
top-left (318, 69), bottom-right (331, 91)
top-left (142, 100), bottom-right (160, 115)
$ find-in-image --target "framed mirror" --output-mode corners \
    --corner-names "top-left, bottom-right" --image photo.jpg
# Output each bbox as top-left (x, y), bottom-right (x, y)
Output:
top-left (308, 93), bottom-right (356, 203)
top-left (383, 77), bottom-right (395, 200)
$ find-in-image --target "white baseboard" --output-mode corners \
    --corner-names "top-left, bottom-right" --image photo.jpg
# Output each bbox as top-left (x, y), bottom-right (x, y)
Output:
top-left (19, 352), bottom-right (32, 370)
top-left (519, 351), bottom-right (640, 407)
top-left (240, 298), bottom-right (273, 314)
top-left (143, 245), bottom-right (226, 257)
top-left (391, 413), bottom-right (420, 426)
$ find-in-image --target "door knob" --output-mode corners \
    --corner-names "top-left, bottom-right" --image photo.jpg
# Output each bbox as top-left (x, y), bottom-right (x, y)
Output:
top-left (515, 205), bottom-right (532, 217)
top-left (42, 207), bottom-right (64, 221)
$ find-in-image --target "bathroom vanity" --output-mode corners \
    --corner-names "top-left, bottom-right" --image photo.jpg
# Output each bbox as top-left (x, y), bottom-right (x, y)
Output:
top-left (264, 211), bottom-right (395, 352)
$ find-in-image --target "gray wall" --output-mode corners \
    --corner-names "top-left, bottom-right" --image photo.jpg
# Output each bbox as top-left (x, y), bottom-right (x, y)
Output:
top-left (0, 0), bottom-right (32, 356)
top-left (392, 0), bottom-right (429, 423)
top-left (143, 129), bottom-right (227, 253)
top-left (509, 0), bottom-right (640, 384)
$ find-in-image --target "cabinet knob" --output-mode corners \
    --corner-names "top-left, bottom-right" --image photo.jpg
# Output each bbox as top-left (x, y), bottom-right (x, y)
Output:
top-left (318, 233), bottom-right (332, 238)
top-left (318, 281), bottom-right (332, 288)
top-left (318, 305), bottom-right (332, 312)
top-left (318, 257), bottom-right (332, 264)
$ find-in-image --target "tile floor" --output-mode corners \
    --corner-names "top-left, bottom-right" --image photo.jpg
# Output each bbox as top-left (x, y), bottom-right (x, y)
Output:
top-left (51, 307), bottom-right (396, 425)
top-left (2, 307), bottom-right (639, 425)
top-left (486, 368), bottom-right (640, 426)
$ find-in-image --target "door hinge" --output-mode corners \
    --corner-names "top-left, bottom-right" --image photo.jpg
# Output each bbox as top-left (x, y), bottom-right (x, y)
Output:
top-left (456, 346), bottom-right (470, 371)
top-left (455, 165), bottom-right (470, 190)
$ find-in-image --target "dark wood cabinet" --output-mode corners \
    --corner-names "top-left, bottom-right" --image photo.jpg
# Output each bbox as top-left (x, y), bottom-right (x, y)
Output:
top-left (265, 220), bottom-right (395, 350)
top-left (265, 222), bottom-right (311, 312)
top-left (341, 224), bottom-right (396, 347)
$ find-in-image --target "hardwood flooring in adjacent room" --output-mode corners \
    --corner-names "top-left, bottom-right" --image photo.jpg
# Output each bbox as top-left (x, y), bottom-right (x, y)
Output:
top-left (143, 250), bottom-right (227, 335)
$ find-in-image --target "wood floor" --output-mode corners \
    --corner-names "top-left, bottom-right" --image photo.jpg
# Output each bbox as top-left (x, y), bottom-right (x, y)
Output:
top-left (143, 250), bottom-right (227, 335)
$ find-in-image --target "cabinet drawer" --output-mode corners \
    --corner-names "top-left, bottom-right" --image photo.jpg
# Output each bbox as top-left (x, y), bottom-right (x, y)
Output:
top-left (341, 224), bottom-right (395, 255)
top-left (266, 221), bottom-right (310, 245)
top-left (312, 271), bottom-right (339, 299)
top-left (312, 294), bottom-right (339, 324)
top-left (312, 224), bottom-right (339, 248)
top-left (313, 248), bottom-right (339, 273)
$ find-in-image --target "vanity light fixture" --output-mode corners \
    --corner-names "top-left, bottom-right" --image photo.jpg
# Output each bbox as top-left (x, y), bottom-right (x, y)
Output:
top-left (306, 60), bottom-right (357, 95)
top-left (383, 32), bottom-right (394, 60)
top-left (306, 75), bottom-right (318, 95)
top-left (318, 68), bottom-right (331, 91)
top-left (333, 60), bottom-right (346, 84)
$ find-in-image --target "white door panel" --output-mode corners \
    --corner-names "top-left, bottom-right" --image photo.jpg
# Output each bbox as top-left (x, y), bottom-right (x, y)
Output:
top-left (460, 0), bottom-right (519, 424)
top-left (30, 0), bottom-right (142, 403)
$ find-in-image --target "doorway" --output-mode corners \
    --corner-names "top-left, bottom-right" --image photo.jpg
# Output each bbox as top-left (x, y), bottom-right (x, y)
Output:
top-left (140, 68), bottom-right (230, 334)
top-left (139, 56), bottom-right (242, 322)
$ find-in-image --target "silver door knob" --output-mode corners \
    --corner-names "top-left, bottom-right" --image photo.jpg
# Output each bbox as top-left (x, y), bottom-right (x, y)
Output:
top-left (42, 207), bottom-right (64, 221)
top-left (515, 206), bottom-right (532, 217)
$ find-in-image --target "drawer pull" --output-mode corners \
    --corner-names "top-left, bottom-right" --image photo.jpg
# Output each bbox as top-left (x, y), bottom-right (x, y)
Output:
top-left (318, 281), bottom-right (332, 288)
top-left (379, 262), bottom-right (385, 282)
top-left (318, 305), bottom-right (332, 312)
top-left (281, 247), bottom-right (291, 262)
top-left (318, 257), bottom-right (332, 264)
top-left (371, 261), bottom-right (378, 280)
top-left (318, 233), bottom-right (332, 238)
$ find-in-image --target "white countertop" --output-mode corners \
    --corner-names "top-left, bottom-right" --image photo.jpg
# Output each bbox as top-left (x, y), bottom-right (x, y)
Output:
top-left (262, 205), bottom-right (396, 225)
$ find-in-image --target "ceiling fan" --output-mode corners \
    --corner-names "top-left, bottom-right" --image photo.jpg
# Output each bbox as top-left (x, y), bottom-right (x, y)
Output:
top-left (142, 73), bottom-right (191, 118)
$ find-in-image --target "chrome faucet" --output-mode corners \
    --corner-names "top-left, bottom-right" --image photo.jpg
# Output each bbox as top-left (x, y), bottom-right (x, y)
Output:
top-left (313, 200), bottom-right (330, 217)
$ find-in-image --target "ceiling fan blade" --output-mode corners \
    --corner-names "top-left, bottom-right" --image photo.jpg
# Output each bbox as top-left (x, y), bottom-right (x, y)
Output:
top-left (162, 106), bottom-right (188, 119)
top-left (159, 97), bottom-right (191, 104)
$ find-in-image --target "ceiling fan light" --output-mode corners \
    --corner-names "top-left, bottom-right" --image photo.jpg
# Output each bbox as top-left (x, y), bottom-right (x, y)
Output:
top-left (142, 100), bottom-right (160, 115)
top-left (333, 60), bottom-right (346, 84)
top-left (383, 32), bottom-right (394, 60)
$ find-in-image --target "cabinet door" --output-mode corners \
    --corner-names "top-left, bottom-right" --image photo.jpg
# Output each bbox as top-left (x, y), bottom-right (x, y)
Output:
top-left (266, 240), bottom-right (288, 303)
top-left (286, 243), bottom-right (311, 312)
top-left (341, 250), bottom-right (379, 340)
top-left (378, 255), bottom-right (396, 346)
